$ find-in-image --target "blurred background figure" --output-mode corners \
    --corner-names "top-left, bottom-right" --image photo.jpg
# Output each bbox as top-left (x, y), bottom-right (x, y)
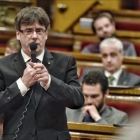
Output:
top-left (4, 37), bottom-right (20, 56)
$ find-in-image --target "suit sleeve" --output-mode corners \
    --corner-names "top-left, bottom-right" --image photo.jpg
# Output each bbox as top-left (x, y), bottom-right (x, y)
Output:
top-left (118, 112), bottom-right (128, 124)
top-left (96, 112), bottom-right (128, 125)
top-left (47, 56), bottom-right (84, 109)
top-left (0, 79), bottom-right (23, 114)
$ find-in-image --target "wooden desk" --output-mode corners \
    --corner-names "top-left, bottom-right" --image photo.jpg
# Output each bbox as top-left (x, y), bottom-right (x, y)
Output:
top-left (62, 52), bottom-right (140, 71)
top-left (68, 122), bottom-right (129, 140)
top-left (107, 87), bottom-right (140, 104)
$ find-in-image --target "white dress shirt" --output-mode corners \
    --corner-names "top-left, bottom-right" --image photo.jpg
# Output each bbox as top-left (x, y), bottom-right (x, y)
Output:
top-left (16, 49), bottom-right (51, 96)
top-left (105, 68), bottom-right (123, 86)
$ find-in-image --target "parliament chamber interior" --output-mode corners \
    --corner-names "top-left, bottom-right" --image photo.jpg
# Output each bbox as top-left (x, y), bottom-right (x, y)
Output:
top-left (1, 0), bottom-right (140, 139)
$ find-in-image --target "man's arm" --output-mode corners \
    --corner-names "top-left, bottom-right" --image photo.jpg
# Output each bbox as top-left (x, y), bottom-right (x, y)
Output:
top-left (47, 56), bottom-right (84, 109)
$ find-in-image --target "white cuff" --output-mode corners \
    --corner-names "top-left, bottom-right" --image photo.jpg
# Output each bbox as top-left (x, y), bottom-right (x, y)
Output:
top-left (16, 78), bottom-right (29, 96)
top-left (40, 74), bottom-right (51, 90)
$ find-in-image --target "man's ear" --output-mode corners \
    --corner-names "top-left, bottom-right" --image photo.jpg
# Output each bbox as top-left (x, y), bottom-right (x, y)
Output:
top-left (45, 31), bottom-right (48, 40)
top-left (16, 30), bottom-right (20, 40)
top-left (105, 89), bottom-right (109, 98)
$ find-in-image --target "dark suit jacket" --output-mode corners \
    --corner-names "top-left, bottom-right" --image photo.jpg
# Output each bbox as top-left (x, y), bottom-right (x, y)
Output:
top-left (79, 68), bottom-right (140, 86)
top-left (66, 106), bottom-right (128, 124)
top-left (0, 49), bottom-right (84, 140)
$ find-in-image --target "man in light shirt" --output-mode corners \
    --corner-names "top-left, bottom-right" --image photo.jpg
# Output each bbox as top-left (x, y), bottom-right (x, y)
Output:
top-left (80, 38), bottom-right (140, 86)
top-left (0, 7), bottom-right (84, 140)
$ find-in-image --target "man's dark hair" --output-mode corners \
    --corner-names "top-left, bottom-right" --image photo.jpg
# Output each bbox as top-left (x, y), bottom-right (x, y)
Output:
top-left (82, 71), bottom-right (108, 95)
top-left (91, 11), bottom-right (114, 34)
top-left (14, 7), bottom-right (50, 31)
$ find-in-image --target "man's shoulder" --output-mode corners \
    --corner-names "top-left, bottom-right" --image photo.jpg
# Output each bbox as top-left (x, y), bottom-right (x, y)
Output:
top-left (123, 71), bottom-right (140, 79)
top-left (122, 40), bottom-right (132, 44)
top-left (81, 42), bottom-right (100, 53)
top-left (122, 41), bottom-right (134, 48)
top-left (50, 51), bottom-right (73, 59)
top-left (0, 53), bottom-right (16, 64)
top-left (83, 68), bottom-right (103, 74)
top-left (106, 106), bottom-right (127, 116)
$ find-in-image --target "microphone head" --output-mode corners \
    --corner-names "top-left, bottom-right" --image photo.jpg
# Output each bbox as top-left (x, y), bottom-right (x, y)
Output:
top-left (30, 42), bottom-right (37, 50)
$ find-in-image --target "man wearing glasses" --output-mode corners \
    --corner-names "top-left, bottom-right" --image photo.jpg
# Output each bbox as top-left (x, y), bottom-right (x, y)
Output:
top-left (0, 7), bottom-right (84, 140)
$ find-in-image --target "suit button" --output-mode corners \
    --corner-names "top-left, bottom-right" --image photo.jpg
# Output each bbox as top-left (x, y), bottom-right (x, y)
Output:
top-left (7, 97), bottom-right (11, 100)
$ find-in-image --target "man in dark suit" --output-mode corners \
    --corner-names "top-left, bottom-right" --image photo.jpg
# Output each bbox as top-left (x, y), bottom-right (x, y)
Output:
top-left (80, 38), bottom-right (140, 87)
top-left (66, 71), bottom-right (128, 124)
top-left (0, 7), bottom-right (84, 140)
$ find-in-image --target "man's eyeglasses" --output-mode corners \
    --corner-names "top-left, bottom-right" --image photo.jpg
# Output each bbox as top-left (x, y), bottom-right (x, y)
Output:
top-left (19, 29), bottom-right (46, 36)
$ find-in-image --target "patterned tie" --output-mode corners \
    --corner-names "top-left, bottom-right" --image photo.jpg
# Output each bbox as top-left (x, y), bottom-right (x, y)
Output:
top-left (108, 75), bottom-right (115, 85)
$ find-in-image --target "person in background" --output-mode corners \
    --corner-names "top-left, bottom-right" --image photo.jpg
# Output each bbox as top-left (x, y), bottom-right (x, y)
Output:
top-left (80, 38), bottom-right (140, 86)
top-left (0, 7), bottom-right (84, 140)
top-left (4, 37), bottom-right (21, 56)
top-left (66, 71), bottom-right (128, 124)
top-left (81, 11), bottom-right (137, 57)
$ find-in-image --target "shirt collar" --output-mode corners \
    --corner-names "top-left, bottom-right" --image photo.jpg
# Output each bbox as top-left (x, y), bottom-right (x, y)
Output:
top-left (105, 68), bottom-right (123, 81)
top-left (21, 49), bottom-right (45, 63)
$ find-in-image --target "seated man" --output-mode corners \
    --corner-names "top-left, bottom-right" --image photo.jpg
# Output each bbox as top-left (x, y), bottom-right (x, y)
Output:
top-left (4, 37), bottom-right (21, 56)
top-left (80, 38), bottom-right (140, 86)
top-left (66, 71), bottom-right (128, 124)
top-left (81, 11), bottom-right (136, 57)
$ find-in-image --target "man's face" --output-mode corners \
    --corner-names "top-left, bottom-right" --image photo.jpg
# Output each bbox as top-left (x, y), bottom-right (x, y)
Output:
top-left (4, 47), bottom-right (19, 56)
top-left (94, 17), bottom-right (115, 40)
top-left (83, 83), bottom-right (105, 112)
top-left (16, 21), bottom-right (48, 56)
top-left (101, 45), bottom-right (123, 73)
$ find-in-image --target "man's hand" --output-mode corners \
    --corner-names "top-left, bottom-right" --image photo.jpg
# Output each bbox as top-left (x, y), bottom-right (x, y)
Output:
top-left (30, 62), bottom-right (50, 86)
top-left (82, 105), bottom-right (101, 121)
top-left (21, 62), bottom-right (37, 89)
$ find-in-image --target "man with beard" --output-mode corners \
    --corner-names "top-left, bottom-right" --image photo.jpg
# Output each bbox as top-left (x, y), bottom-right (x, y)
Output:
top-left (81, 12), bottom-right (136, 57)
top-left (66, 71), bottom-right (128, 124)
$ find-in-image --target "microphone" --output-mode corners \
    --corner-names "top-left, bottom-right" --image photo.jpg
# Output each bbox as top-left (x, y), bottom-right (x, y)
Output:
top-left (30, 42), bottom-right (37, 62)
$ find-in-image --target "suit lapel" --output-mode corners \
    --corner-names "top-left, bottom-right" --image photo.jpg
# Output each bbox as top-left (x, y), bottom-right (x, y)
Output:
top-left (42, 48), bottom-right (54, 73)
top-left (12, 51), bottom-right (26, 77)
top-left (35, 48), bottom-right (54, 109)
top-left (101, 106), bottom-right (111, 118)
top-left (117, 71), bottom-right (128, 85)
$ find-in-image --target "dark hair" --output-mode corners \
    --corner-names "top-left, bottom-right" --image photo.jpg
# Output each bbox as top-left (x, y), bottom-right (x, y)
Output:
top-left (96, 10), bottom-right (114, 20)
top-left (91, 11), bottom-right (114, 34)
top-left (14, 7), bottom-right (50, 31)
top-left (82, 71), bottom-right (108, 95)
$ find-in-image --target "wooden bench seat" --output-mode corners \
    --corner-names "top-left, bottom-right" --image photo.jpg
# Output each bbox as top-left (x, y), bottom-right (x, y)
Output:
top-left (68, 122), bottom-right (129, 140)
